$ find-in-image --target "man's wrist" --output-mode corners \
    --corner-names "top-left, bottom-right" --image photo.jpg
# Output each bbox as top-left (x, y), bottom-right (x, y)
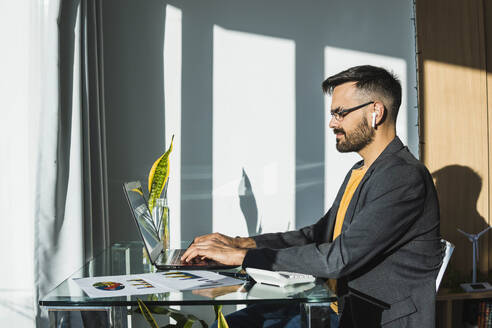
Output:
top-left (234, 237), bottom-right (256, 249)
top-left (236, 248), bottom-right (248, 265)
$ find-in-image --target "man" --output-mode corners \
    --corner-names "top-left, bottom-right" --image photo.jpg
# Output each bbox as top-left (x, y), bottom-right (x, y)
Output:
top-left (182, 65), bottom-right (442, 327)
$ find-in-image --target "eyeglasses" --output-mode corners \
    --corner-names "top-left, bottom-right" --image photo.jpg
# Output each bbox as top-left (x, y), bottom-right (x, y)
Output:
top-left (330, 101), bottom-right (374, 121)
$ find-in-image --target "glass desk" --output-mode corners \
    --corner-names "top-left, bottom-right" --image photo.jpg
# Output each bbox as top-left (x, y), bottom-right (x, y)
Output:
top-left (40, 241), bottom-right (336, 327)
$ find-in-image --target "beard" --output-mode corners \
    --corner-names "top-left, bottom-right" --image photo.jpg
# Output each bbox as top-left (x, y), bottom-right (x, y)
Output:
top-left (334, 116), bottom-right (375, 153)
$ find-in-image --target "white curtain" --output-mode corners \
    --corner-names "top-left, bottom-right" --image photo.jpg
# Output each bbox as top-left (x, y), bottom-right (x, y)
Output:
top-left (1, 0), bottom-right (87, 326)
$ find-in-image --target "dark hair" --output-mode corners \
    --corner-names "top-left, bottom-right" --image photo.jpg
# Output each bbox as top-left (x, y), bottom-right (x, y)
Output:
top-left (322, 65), bottom-right (402, 124)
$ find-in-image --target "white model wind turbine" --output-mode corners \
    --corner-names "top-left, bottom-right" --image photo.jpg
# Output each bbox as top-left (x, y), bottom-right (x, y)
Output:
top-left (457, 226), bottom-right (492, 292)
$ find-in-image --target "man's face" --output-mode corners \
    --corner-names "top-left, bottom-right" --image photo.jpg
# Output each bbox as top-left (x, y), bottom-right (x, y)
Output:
top-left (329, 82), bottom-right (375, 153)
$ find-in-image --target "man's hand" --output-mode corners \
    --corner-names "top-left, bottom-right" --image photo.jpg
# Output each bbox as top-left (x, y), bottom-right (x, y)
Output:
top-left (190, 232), bottom-right (256, 249)
top-left (180, 238), bottom-right (248, 266)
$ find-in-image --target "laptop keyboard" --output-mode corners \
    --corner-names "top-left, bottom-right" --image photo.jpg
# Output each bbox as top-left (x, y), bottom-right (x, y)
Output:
top-left (157, 249), bottom-right (216, 266)
top-left (169, 249), bottom-right (186, 265)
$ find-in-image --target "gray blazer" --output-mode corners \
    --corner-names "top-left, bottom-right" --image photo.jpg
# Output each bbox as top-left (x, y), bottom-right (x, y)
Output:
top-left (243, 137), bottom-right (442, 327)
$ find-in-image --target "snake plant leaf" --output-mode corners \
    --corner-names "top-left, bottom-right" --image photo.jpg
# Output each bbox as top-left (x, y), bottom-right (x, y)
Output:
top-left (148, 135), bottom-right (174, 212)
top-left (214, 305), bottom-right (229, 328)
top-left (182, 320), bottom-right (195, 328)
top-left (132, 301), bottom-right (209, 328)
top-left (161, 308), bottom-right (207, 328)
top-left (137, 299), bottom-right (159, 328)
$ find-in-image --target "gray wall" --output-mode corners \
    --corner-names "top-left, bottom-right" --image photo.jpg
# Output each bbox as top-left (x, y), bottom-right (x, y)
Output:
top-left (102, 0), bottom-right (418, 244)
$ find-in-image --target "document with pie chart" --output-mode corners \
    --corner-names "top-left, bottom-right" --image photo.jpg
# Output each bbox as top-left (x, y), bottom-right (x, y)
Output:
top-left (73, 274), bottom-right (173, 298)
top-left (73, 271), bottom-right (243, 298)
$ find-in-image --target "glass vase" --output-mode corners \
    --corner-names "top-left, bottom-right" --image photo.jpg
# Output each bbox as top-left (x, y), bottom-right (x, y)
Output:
top-left (152, 198), bottom-right (170, 251)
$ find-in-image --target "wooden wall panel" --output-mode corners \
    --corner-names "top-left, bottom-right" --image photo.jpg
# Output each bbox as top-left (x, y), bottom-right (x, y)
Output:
top-left (416, 0), bottom-right (490, 277)
top-left (485, 0), bottom-right (492, 278)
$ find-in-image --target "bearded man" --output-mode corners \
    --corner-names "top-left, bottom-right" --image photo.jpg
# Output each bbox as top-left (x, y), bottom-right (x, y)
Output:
top-left (182, 65), bottom-right (442, 327)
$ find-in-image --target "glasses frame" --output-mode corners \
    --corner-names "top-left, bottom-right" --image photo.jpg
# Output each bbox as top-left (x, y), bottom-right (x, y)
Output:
top-left (330, 101), bottom-right (374, 121)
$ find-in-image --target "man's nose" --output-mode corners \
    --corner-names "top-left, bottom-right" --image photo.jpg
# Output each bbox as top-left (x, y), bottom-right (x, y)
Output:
top-left (328, 116), bottom-right (339, 129)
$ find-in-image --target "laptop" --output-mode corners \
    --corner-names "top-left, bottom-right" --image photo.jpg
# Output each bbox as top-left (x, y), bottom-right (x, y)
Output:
top-left (123, 181), bottom-right (238, 270)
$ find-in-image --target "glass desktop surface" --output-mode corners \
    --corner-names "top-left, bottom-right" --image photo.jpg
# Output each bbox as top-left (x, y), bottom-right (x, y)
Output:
top-left (40, 241), bottom-right (335, 307)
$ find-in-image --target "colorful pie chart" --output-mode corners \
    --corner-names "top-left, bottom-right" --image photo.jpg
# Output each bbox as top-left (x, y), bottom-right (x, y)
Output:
top-left (93, 281), bottom-right (125, 291)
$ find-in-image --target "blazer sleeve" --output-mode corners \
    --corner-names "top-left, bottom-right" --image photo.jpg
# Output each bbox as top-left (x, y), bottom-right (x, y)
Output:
top-left (242, 164), bottom-right (426, 278)
top-left (250, 210), bottom-right (331, 249)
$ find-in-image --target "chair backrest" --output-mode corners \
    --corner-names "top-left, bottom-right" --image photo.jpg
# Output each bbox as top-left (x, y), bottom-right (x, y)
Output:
top-left (436, 239), bottom-right (455, 292)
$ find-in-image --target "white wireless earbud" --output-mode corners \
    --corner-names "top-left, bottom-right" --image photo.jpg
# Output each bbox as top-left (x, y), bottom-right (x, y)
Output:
top-left (371, 112), bottom-right (377, 128)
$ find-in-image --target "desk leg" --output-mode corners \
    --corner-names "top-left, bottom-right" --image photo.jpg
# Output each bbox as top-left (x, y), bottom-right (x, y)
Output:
top-left (301, 302), bottom-right (334, 328)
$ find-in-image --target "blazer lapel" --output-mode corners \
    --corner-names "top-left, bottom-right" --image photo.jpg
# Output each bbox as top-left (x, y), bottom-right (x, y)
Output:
top-left (327, 161), bottom-right (363, 240)
top-left (340, 136), bottom-right (405, 230)
top-left (328, 137), bottom-right (404, 232)
top-left (342, 169), bottom-right (373, 230)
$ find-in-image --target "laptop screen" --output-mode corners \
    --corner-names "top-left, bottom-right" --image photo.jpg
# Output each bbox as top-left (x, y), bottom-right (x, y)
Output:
top-left (123, 181), bottom-right (163, 261)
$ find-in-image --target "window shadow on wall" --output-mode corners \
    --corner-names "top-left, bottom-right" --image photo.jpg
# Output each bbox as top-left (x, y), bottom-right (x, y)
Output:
top-left (102, 0), bottom-right (418, 245)
top-left (103, 0), bottom-right (167, 243)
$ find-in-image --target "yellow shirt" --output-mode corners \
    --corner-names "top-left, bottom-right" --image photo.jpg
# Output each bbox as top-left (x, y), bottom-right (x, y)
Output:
top-left (329, 167), bottom-right (367, 313)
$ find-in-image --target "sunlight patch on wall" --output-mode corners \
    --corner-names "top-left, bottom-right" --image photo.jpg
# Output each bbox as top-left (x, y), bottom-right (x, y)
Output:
top-left (164, 4), bottom-right (182, 248)
top-left (213, 26), bottom-right (295, 236)
top-left (324, 46), bottom-right (407, 211)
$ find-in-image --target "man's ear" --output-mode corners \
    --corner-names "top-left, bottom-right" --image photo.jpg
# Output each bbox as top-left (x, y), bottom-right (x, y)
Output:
top-left (373, 101), bottom-right (386, 125)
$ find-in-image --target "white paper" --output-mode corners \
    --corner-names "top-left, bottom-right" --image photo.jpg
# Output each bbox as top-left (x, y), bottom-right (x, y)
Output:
top-left (143, 270), bottom-right (244, 290)
top-left (73, 271), bottom-right (244, 298)
top-left (73, 274), bottom-right (173, 298)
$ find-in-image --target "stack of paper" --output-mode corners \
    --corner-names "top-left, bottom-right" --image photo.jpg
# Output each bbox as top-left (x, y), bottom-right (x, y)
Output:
top-left (73, 270), bottom-right (243, 298)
